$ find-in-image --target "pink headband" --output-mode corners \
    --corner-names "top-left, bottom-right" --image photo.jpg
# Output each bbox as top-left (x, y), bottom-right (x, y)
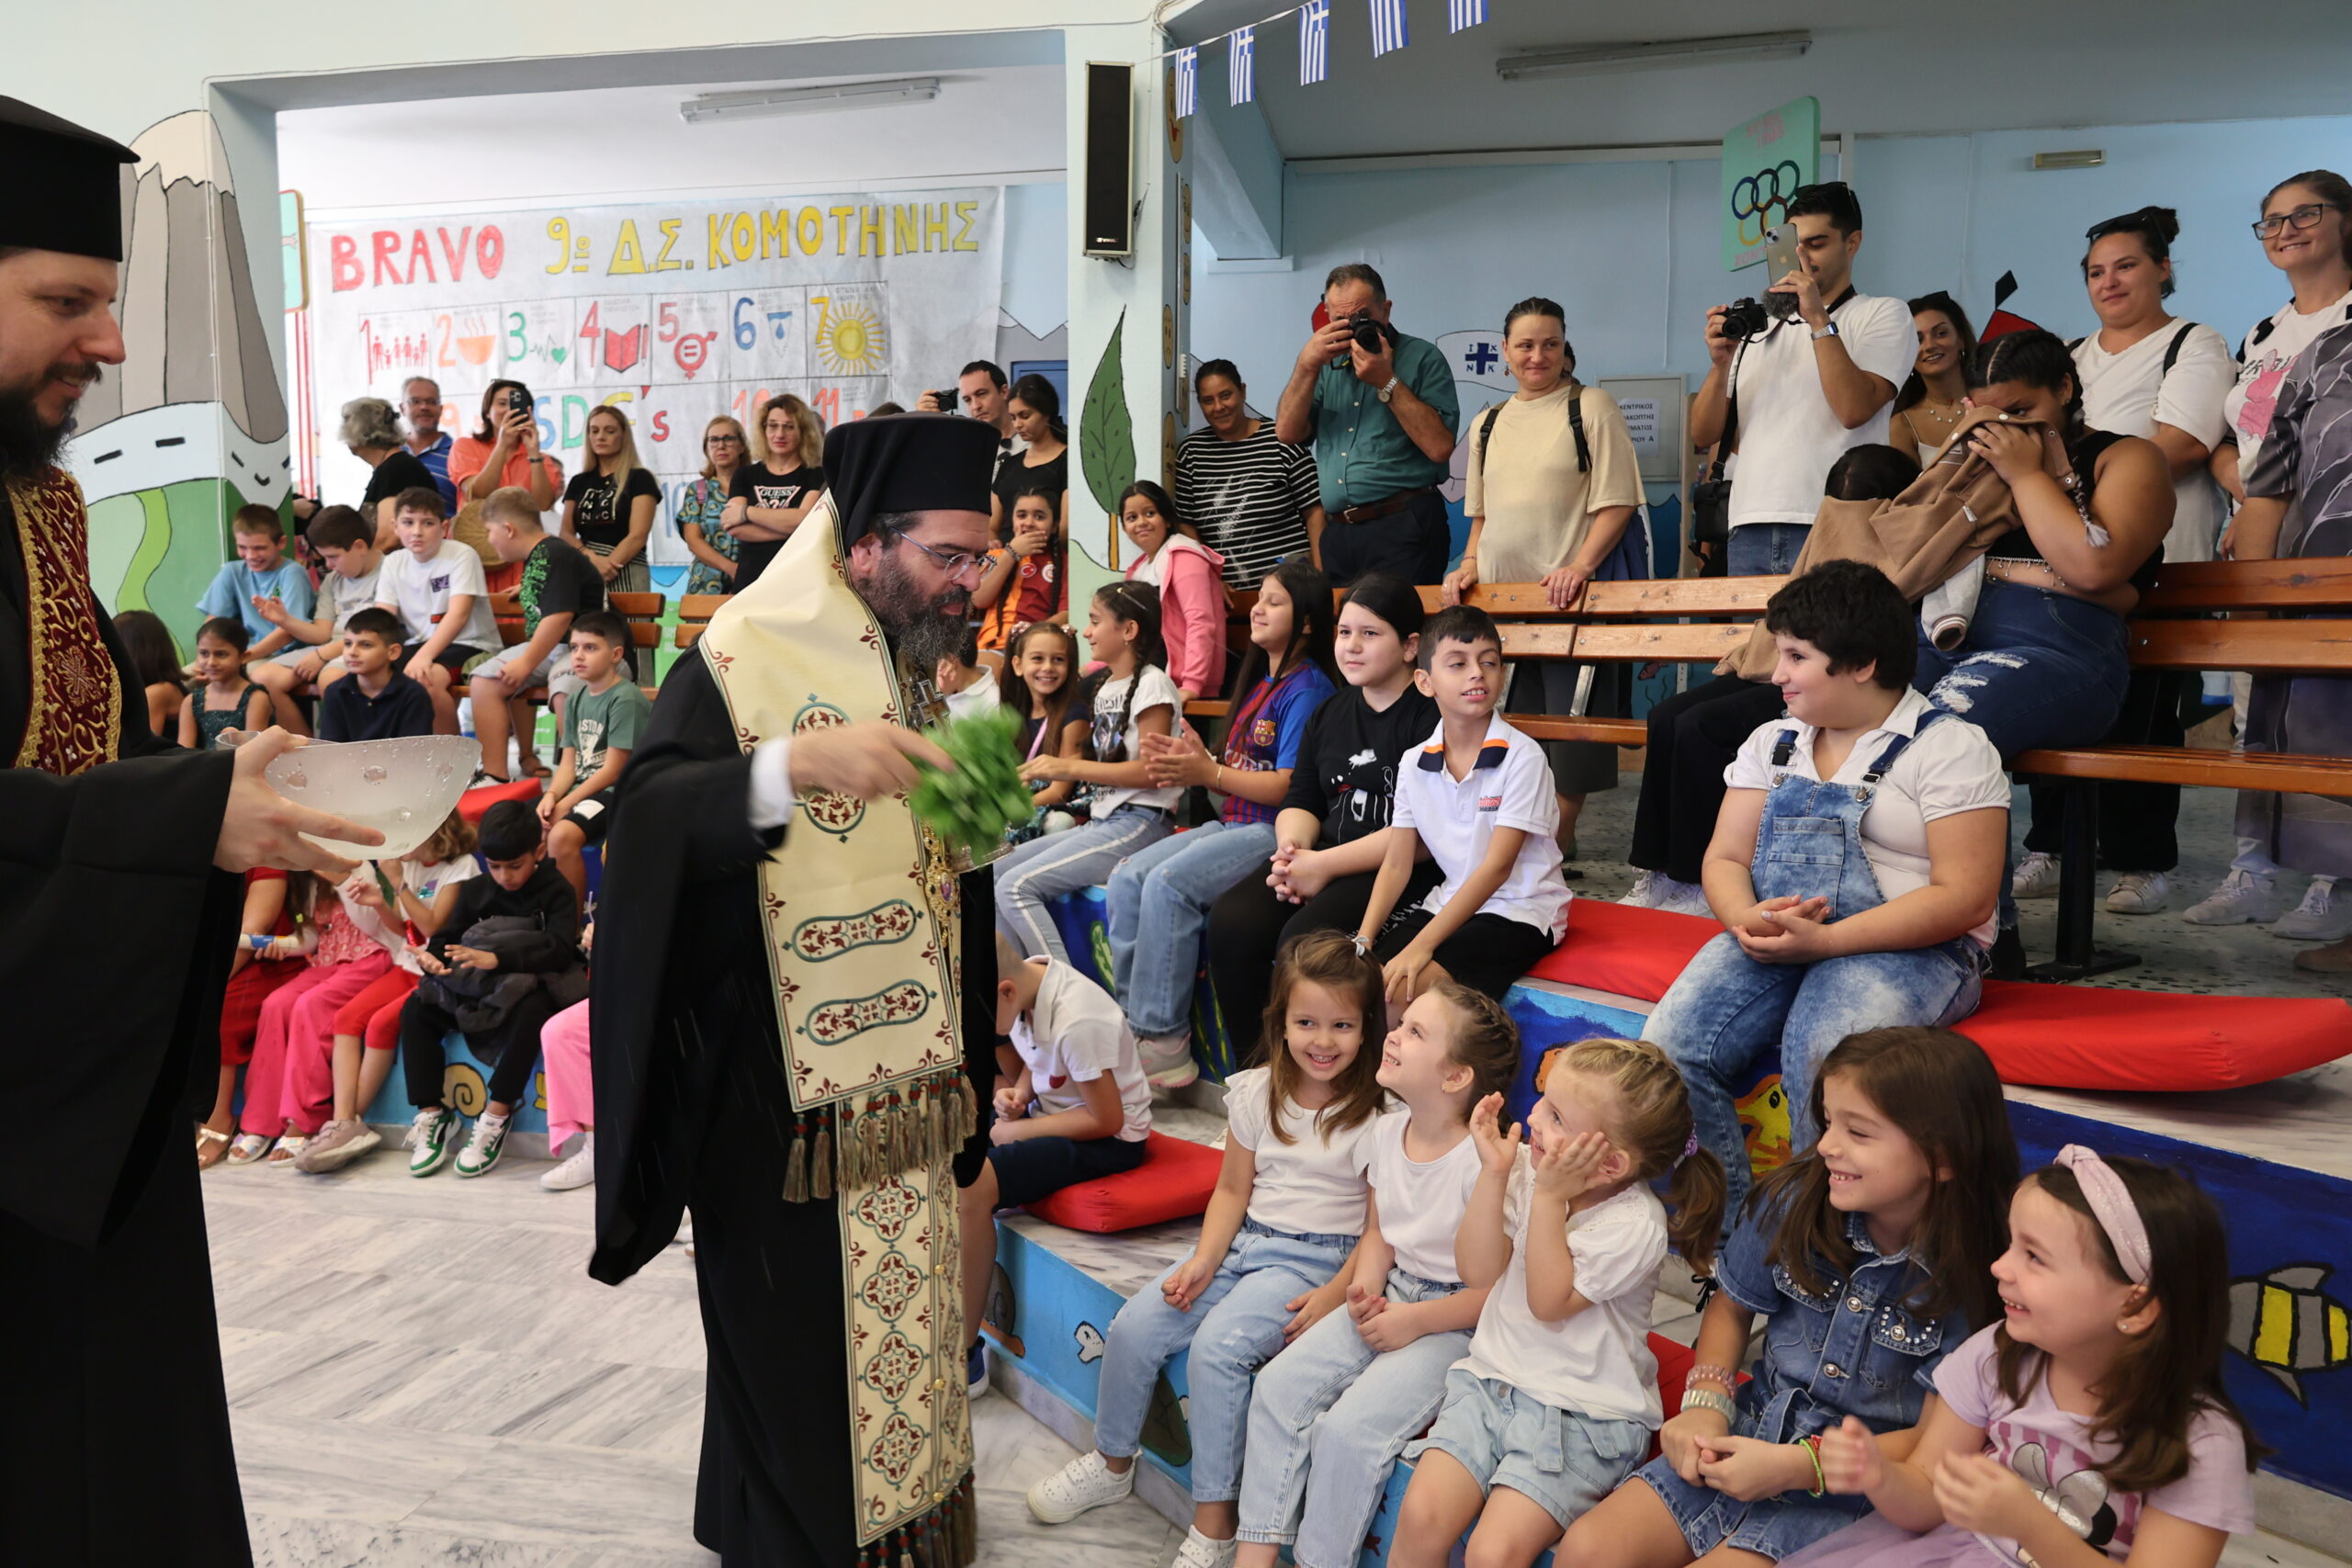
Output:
top-left (2053, 1145), bottom-right (2150, 1285)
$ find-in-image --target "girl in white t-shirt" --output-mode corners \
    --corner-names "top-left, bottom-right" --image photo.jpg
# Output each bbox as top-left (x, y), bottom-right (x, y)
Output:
top-left (1028, 931), bottom-right (1389, 1568)
top-left (1234, 982), bottom-right (1524, 1568)
top-left (1802, 1149), bottom-right (2259, 1568)
top-left (997, 581), bottom-right (1181, 964)
top-left (1390, 1038), bottom-right (1725, 1568)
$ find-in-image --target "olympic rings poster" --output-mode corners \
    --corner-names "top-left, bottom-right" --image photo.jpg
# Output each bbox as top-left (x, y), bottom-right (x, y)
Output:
top-left (1720, 96), bottom-right (1819, 272)
top-left (301, 186), bottom-right (1003, 567)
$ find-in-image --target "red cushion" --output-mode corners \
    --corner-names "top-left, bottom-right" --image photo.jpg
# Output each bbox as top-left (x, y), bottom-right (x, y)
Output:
top-left (1023, 1131), bottom-right (1223, 1234)
top-left (1523, 899), bottom-right (2352, 1092)
top-left (458, 777), bottom-right (542, 823)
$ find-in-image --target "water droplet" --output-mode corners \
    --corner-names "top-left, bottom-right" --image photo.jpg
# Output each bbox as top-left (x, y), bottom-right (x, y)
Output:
top-left (362, 765), bottom-right (389, 784)
top-left (395, 807), bottom-right (414, 823)
top-left (435, 764), bottom-right (454, 784)
top-left (284, 769), bottom-right (308, 789)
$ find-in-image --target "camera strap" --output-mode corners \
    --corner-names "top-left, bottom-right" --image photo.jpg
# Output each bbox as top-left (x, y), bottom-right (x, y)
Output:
top-left (1705, 342), bottom-right (1747, 484)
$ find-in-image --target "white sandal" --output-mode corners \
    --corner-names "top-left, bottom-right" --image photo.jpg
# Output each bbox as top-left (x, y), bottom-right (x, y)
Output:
top-left (225, 1133), bottom-right (274, 1166)
top-left (267, 1134), bottom-right (311, 1167)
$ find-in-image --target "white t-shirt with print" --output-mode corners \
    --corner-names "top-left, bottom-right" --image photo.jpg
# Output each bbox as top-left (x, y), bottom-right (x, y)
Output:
top-left (1009, 959), bottom-right (1153, 1143)
top-left (2072, 322), bottom-right (2233, 562)
top-left (1391, 715), bottom-right (1572, 940)
top-left (1087, 665), bottom-right (1184, 816)
top-left (388, 853), bottom-right (481, 975)
top-left (376, 543), bottom-right (501, 652)
top-left (1725, 686), bottom-right (2009, 947)
top-left (2225, 289), bottom-right (2352, 482)
top-left (1724, 291), bottom-right (1914, 530)
top-left (1223, 1064), bottom-right (1380, 1240)
top-left (1366, 1111), bottom-right (1483, 1284)
top-left (1456, 1155), bottom-right (1668, 1423)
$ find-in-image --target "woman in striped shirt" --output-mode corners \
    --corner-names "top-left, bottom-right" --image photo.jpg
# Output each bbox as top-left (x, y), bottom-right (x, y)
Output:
top-left (1176, 359), bottom-right (1328, 591)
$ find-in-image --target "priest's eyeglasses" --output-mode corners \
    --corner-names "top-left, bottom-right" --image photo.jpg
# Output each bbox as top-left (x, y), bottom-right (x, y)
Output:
top-left (878, 520), bottom-right (989, 581)
top-left (2252, 202), bottom-right (2345, 238)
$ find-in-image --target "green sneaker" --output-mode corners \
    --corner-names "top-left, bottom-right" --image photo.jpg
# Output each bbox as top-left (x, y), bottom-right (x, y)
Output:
top-left (407, 1106), bottom-right (457, 1176)
top-left (455, 1110), bottom-right (512, 1179)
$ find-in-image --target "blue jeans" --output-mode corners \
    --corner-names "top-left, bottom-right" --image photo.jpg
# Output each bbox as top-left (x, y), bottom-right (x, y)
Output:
top-left (1912, 580), bottom-right (2131, 761)
top-left (1727, 523), bottom-right (1810, 576)
top-left (1643, 931), bottom-right (1985, 1219)
top-left (1238, 1269), bottom-right (1471, 1566)
top-left (1094, 1219), bottom-right (1356, 1503)
top-left (1107, 820), bottom-right (1278, 1035)
top-left (995, 807), bottom-right (1173, 964)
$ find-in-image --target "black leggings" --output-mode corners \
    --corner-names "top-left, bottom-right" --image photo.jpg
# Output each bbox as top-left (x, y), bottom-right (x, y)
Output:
top-left (1206, 858), bottom-right (1443, 1052)
top-left (401, 988), bottom-right (558, 1111)
top-left (1627, 677), bottom-right (1787, 884)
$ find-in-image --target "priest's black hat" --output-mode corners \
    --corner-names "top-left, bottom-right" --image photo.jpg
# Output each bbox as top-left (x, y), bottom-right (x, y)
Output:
top-left (821, 412), bottom-right (1001, 550)
top-left (0, 97), bottom-right (138, 263)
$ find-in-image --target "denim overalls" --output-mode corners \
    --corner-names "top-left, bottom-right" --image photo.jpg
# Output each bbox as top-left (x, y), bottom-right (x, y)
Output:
top-left (1643, 712), bottom-right (1988, 1220)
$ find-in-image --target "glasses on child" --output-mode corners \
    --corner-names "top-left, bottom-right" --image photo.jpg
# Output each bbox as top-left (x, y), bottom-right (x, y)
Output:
top-left (2253, 203), bottom-right (2345, 238)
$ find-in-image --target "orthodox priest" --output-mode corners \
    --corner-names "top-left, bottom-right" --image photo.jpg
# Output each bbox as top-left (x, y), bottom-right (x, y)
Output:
top-left (592, 412), bottom-right (1002, 1567)
top-left (0, 98), bottom-right (378, 1564)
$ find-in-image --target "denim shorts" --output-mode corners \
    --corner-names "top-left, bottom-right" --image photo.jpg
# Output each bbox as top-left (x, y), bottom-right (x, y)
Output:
top-left (1634, 1443), bottom-right (1869, 1561)
top-left (1404, 1369), bottom-right (1649, 1530)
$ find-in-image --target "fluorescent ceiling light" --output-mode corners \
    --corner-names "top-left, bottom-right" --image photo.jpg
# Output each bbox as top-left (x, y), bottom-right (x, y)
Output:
top-left (680, 77), bottom-right (941, 124)
top-left (1497, 31), bottom-right (1812, 81)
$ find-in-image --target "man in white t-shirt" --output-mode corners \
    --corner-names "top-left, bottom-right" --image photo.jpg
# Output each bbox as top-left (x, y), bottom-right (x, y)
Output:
top-left (1690, 182), bottom-right (1914, 577)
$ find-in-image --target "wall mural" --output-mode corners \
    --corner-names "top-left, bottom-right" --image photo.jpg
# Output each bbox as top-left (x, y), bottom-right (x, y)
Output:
top-left (1079, 307), bottom-right (1136, 565)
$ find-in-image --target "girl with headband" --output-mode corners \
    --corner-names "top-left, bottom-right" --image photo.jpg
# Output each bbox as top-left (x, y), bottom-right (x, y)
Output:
top-left (1803, 1146), bottom-right (2262, 1566)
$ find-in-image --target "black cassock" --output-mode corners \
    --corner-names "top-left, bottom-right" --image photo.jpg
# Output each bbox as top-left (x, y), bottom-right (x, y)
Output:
top-left (0, 491), bottom-right (248, 1562)
top-left (590, 651), bottom-right (994, 1568)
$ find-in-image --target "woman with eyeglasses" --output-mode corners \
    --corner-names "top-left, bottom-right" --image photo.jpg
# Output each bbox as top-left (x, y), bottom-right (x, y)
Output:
top-left (724, 393), bottom-right (827, 588)
top-left (2007, 207), bottom-right (2234, 920)
top-left (2178, 172), bottom-right (2352, 953)
top-left (679, 416), bottom-right (751, 595)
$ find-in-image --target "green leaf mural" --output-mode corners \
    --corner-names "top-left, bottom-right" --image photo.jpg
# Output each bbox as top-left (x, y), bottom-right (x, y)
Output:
top-left (1079, 309), bottom-right (1136, 518)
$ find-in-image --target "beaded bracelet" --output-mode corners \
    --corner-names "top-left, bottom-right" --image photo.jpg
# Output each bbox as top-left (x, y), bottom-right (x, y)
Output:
top-left (1679, 1387), bottom-right (1736, 1421)
top-left (1800, 1434), bottom-right (1826, 1497)
top-left (1685, 1362), bottom-right (1739, 1391)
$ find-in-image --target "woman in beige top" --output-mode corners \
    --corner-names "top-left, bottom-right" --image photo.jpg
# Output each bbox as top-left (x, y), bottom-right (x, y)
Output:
top-left (1887, 291), bottom-right (1976, 464)
top-left (1442, 295), bottom-right (1646, 856)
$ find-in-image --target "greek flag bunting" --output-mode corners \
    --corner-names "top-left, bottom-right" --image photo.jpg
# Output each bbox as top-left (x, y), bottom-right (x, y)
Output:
top-left (1369, 0), bottom-right (1408, 56)
top-left (1449, 0), bottom-right (1486, 31)
top-left (1229, 26), bottom-right (1255, 106)
top-left (1299, 0), bottom-right (1330, 85)
top-left (1174, 45), bottom-right (1198, 118)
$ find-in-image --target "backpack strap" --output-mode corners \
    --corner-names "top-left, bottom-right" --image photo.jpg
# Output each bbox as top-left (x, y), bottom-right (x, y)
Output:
top-left (2158, 321), bottom-right (2195, 378)
top-left (1475, 383), bottom-right (1590, 475)
top-left (1476, 404), bottom-right (1503, 468)
top-left (2066, 336), bottom-right (2086, 353)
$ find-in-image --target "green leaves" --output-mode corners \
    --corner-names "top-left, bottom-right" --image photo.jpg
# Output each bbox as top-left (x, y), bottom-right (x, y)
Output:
top-left (908, 706), bottom-right (1035, 856)
top-left (1079, 308), bottom-right (1136, 517)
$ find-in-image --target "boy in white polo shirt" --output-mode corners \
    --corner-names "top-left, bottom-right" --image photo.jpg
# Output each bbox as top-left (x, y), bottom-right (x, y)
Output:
top-left (1354, 605), bottom-right (1572, 1010)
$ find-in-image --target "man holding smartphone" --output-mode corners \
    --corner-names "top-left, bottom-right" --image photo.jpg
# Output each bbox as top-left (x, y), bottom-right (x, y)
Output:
top-left (1688, 182), bottom-right (1912, 576)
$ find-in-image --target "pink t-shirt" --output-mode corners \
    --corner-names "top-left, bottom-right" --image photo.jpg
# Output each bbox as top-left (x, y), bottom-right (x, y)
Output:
top-left (1933, 1325), bottom-right (2256, 1562)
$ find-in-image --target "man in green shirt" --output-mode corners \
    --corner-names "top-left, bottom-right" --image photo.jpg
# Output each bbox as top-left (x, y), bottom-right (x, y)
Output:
top-left (1274, 262), bottom-right (1461, 584)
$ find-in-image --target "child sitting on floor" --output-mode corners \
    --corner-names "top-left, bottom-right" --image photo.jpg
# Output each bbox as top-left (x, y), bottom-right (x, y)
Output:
top-left (540, 610), bottom-right (650, 906)
top-left (178, 616), bottom-right (268, 750)
top-left (958, 932), bottom-right (1155, 1399)
top-left (1354, 605), bottom-right (1573, 1011)
top-left (401, 800), bottom-right (584, 1180)
top-left (1387, 1039), bottom-right (1723, 1568)
top-left (226, 870), bottom-right (394, 1167)
top-left (203, 868), bottom-right (305, 1167)
top-left (1028, 930), bottom-right (1386, 1568)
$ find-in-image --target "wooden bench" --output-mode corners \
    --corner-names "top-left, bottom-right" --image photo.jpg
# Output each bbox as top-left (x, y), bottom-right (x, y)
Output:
top-left (673, 592), bottom-right (729, 649)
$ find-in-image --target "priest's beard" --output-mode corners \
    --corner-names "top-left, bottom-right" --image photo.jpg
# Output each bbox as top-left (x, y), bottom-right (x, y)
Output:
top-left (0, 362), bottom-right (98, 481)
top-left (859, 547), bottom-right (972, 674)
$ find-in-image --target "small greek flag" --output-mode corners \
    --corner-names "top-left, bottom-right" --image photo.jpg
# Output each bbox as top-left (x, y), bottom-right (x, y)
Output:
top-left (1299, 0), bottom-right (1330, 85)
top-left (1173, 46), bottom-right (1198, 118)
top-left (1449, 0), bottom-right (1485, 31)
top-left (1228, 26), bottom-right (1255, 107)
top-left (1369, 0), bottom-right (1409, 56)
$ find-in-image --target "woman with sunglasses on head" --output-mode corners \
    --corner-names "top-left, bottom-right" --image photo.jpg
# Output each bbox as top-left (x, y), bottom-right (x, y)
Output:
top-left (2007, 208), bottom-right (2234, 919)
top-left (678, 416), bottom-right (751, 596)
top-left (2181, 173), bottom-right (2352, 964)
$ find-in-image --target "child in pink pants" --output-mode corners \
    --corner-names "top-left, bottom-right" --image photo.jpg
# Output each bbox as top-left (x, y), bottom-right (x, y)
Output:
top-left (230, 874), bottom-right (400, 1166)
top-left (538, 998), bottom-right (595, 1190)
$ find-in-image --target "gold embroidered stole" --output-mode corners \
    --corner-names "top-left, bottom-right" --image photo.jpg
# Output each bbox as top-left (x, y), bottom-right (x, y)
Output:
top-left (697, 500), bottom-right (977, 1564)
top-left (4, 468), bottom-right (119, 776)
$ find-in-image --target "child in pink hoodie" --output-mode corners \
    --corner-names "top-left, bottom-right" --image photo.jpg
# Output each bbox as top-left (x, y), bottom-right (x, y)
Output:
top-left (1121, 480), bottom-right (1227, 701)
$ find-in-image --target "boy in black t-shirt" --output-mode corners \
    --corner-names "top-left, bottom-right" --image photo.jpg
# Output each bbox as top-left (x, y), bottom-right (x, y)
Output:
top-left (466, 486), bottom-right (608, 785)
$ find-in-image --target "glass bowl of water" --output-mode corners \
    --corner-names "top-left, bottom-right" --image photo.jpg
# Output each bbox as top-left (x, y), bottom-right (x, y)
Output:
top-left (265, 735), bottom-right (482, 861)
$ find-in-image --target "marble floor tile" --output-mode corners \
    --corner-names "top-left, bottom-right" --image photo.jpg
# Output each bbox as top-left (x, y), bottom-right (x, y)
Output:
top-left (399, 1440), bottom-right (709, 1552)
top-left (229, 1409), bottom-right (497, 1525)
top-left (250, 1517), bottom-right (575, 1568)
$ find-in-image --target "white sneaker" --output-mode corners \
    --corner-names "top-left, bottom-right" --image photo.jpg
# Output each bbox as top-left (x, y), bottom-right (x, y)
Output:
top-left (1138, 1030), bottom-right (1198, 1090)
top-left (454, 1110), bottom-right (512, 1178)
top-left (2181, 871), bottom-right (2284, 926)
top-left (1652, 876), bottom-right (1713, 918)
top-left (540, 1130), bottom-right (596, 1190)
top-left (1027, 1450), bottom-right (1135, 1524)
top-left (1619, 870), bottom-right (1667, 908)
top-left (2012, 851), bottom-right (2061, 899)
top-left (1170, 1529), bottom-right (1238, 1568)
top-left (2104, 871), bottom-right (2169, 915)
top-left (2272, 878), bottom-right (2352, 942)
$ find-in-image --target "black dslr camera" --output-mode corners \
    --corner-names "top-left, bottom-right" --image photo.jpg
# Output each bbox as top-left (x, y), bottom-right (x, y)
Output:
top-left (1348, 311), bottom-right (1395, 352)
top-left (1719, 299), bottom-right (1770, 342)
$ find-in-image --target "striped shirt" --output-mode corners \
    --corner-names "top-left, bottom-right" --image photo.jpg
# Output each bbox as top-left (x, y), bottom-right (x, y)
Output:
top-left (1173, 423), bottom-right (1322, 590)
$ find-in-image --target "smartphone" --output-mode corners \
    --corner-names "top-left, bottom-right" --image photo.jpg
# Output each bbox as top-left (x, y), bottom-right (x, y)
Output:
top-left (507, 386), bottom-right (535, 422)
top-left (1763, 223), bottom-right (1804, 318)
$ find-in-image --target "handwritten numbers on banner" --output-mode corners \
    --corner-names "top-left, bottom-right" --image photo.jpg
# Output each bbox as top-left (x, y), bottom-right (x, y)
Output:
top-left (546, 217), bottom-right (593, 276)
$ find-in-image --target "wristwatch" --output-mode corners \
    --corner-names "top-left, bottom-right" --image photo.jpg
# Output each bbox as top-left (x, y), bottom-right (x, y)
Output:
top-left (1376, 377), bottom-right (1398, 404)
top-left (1811, 321), bottom-right (1840, 341)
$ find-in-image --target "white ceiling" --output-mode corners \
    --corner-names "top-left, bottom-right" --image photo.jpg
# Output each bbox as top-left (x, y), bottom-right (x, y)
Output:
top-left (1167, 0), bottom-right (2352, 158)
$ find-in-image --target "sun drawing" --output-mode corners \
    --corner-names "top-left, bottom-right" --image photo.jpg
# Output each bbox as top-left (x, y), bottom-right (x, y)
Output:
top-left (812, 294), bottom-right (887, 375)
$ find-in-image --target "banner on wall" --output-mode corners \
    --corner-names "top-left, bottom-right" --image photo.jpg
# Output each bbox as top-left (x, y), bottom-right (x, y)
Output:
top-left (303, 187), bottom-right (1004, 567)
top-left (1720, 96), bottom-right (1819, 272)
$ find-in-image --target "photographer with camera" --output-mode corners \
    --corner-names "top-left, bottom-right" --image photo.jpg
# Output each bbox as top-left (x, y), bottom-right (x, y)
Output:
top-left (919, 360), bottom-right (1023, 478)
top-left (1690, 182), bottom-right (1912, 576)
top-left (1275, 263), bottom-right (1461, 584)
